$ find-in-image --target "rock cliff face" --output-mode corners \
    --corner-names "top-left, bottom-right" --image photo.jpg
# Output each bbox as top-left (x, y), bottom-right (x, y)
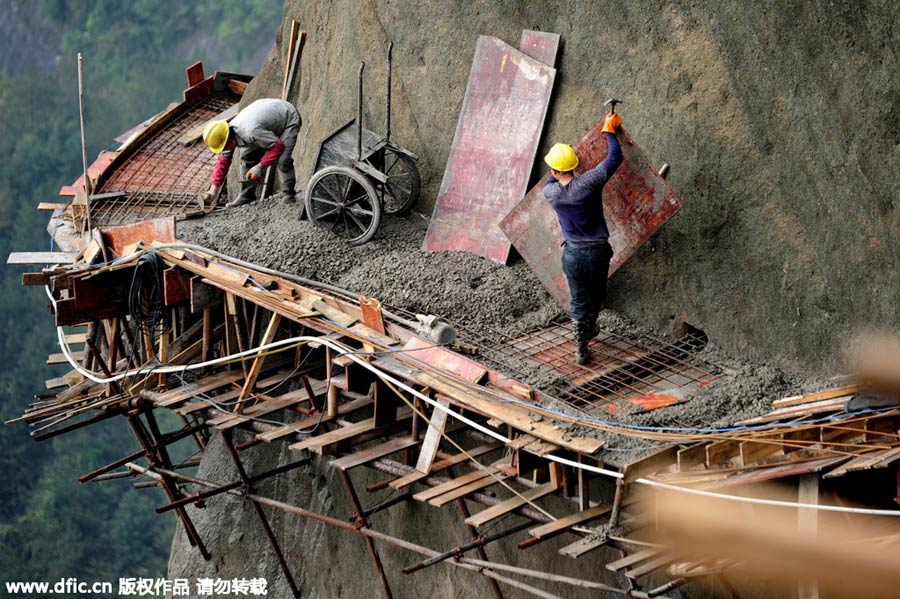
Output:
top-left (169, 2), bottom-right (898, 597)
top-left (243, 0), bottom-right (898, 369)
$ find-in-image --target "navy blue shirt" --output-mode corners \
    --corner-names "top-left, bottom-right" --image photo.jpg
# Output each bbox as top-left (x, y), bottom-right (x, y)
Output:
top-left (543, 133), bottom-right (623, 243)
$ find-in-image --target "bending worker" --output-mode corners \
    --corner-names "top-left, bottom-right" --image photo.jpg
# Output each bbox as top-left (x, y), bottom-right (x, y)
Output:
top-left (201, 98), bottom-right (302, 207)
top-left (543, 111), bottom-right (623, 365)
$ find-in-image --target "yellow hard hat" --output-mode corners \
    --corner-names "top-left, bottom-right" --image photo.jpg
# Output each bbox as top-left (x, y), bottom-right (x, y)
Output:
top-left (202, 120), bottom-right (230, 154)
top-left (544, 143), bottom-right (578, 172)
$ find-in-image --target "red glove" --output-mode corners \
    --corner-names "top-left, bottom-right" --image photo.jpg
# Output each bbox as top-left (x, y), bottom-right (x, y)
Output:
top-left (602, 112), bottom-right (622, 134)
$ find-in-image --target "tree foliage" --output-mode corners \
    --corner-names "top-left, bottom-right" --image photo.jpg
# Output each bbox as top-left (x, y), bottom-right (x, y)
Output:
top-left (0, 0), bottom-right (280, 589)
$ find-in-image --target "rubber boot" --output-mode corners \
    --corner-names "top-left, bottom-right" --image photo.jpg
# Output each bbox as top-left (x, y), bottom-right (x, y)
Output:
top-left (573, 319), bottom-right (592, 366)
top-left (278, 164), bottom-right (297, 204)
top-left (585, 311), bottom-right (600, 340)
top-left (226, 181), bottom-right (257, 208)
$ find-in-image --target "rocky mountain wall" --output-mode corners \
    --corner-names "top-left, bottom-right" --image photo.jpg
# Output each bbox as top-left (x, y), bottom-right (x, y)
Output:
top-left (241, 0), bottom-right (900, 369)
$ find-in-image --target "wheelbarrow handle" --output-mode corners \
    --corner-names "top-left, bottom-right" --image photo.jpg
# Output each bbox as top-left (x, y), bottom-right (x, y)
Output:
top-left (357, 62), bottom-right (365, 161)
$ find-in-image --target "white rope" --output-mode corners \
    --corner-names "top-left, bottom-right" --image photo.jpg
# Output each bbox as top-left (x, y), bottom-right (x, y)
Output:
top-left (54, 311), bottom-right (900, 518)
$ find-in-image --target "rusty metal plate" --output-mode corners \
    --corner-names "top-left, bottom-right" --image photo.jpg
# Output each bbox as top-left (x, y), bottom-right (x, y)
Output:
top-left (499, 124), bottom-right (681, 311)
top-left (423, 35), bottom-right (556, 264)
top-left (100, 217), bottom-right (176, 257)
top-left (518, 30), bottom-right (560, 66)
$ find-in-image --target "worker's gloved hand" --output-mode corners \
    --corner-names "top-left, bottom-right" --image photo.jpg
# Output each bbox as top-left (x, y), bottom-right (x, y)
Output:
top-left (198, 190), bottom-right (212, 207)
top-left (601, 112), bottom-right (622, 134)
top-left (247, 165), bottom-right (263, 182)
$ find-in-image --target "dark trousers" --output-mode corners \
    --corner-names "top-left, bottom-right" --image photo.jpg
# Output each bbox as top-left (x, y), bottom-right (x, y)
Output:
top-left (561, 241), bottom-right (613, 321)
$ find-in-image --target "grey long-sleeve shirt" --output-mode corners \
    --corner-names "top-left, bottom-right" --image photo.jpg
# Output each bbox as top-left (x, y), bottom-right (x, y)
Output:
top-left (230, 99), bottom-right (301, 151)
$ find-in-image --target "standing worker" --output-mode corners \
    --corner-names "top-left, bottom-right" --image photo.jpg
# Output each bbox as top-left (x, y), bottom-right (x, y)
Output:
top-left (200, 98), bottom-right (302, 208)
top-left (543, 111), bottom-right (623, 365)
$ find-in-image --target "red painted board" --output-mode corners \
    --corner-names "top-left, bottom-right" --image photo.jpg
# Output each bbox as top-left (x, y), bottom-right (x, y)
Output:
top-left (58, 151), bottom-right (118, 197)
top-left (499, 124), bottom-right (681, 311)
top-left (100, 217), bottom-right (176, 257)
top-left (423, 36), bottom-right (556, 264)
top-left (518, 30), bottom-right (560, 66)
top-left (401, 336), bottom-right (488, 384)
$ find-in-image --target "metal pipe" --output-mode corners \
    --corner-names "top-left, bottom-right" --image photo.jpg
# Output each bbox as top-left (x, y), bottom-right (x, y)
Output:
top-left (222, 431), bottom-right (301, 599)
top-left (156, 457), bottom-right (311, 514)
top-left (385, 42), bottom-right (393, 143)
top-left (402, 520), bottom-right (532, 575)
top-left (77, 53), bottom-right (92, 233)
top-left (357, 62), bottom-right (365, 161)
top-left (456, 497), bottom-right (505, 599)
top-left (126, 463), bottom-right (633, 599)
top-left (339, 469), bottom-right (394, 599)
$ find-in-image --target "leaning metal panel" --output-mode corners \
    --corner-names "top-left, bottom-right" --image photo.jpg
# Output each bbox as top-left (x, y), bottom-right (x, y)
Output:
top-left (423, 35), bottom-right (556, 264)
top-left (500, 125), bottom-right (681, 312)
top-left (91, 95), bottom-right (238, 226)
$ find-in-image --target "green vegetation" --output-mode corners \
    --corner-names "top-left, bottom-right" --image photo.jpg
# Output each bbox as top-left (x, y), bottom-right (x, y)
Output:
top-left (0, 0), bottom-right (280, 591)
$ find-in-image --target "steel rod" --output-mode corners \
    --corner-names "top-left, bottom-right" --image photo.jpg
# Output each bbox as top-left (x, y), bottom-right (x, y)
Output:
top-left (403, 520), bottom-right (532, 575)
top-left (222, 431), bottom-right (301, 598)
top-left (357, 62), bottom-right (365, 161)
top-left (339, 469), bottom-right (394, 599)
top-left (77, 52), bottom-right (93, 233)
top-left (127, 463), bottom-right (647, 599)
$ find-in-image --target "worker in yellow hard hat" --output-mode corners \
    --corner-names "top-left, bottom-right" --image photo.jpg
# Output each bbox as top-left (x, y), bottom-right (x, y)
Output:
top-left (200, 98), bottom-right (302, 208)
top-left (543, 111), bottom-right (623, 365)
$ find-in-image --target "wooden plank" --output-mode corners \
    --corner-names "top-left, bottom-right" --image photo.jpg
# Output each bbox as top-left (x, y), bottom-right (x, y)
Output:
top-left (416, 372), bottom-right (604, 455)
top-left (47, 351), bottom-right (83, 364)
top-left (773, 384), bottom-right (866, 409)
top-left (289, 410), bottom-right (411, 455)
top-left (65, 333), bottom-right (88, 344)
top-left (625, 553), bottom-right (678, 579)
top-left (415, 398), bottom-right (451, 473)
top-left (740, 432), bottom-right (786, 465)
top-left (150, 369), bottom-right (246, 408)
top-left (823, 446), bottom-right (900, 479)
top-left (45, 376), bottom-right (69, 390)
top-left (429, 471), bottom-right (509, 507)
top-left (677, 443), bottom-right (709, 472)
top-left (390, 443), bottom-right (501, 489)
top-left (413, 469), bottom-right (493, 502)
top-left (178, 104), bottom-right (239, 146)
top-left (22, 272), bottom-right (51, 286)
top-left (237, 313), bottom-right (282, 404)
top-left (228, 79), bottom-right (248, 95)
top-left (255, 396), bottom-right (372, 442)
top-left (705, 440), bottom-right (744, 468)
top-left (465, 481), bottom-right (559, 528)
top-left (329, 437), bottom-right (420, 472)
top-left (559, 536), bottom-right (608, 559)
top-left (623, 445), bottom-right (679, 483)
top-left (605, 548), bottom-right (663, 572)
top-left (7, 252), bottom-right (78, 265)
top-left (163, 267), bottom-right (191, 305)
top-left (359, 296), bottom-right (386, 334)
top-left (528, 503), bottom-right (613, 541)
top-left (350, 322), bottom-right (398, 346)
top-left (38, 202), bottom-right (69, 211)
top-left (310, 299), bottom-right (357, 328)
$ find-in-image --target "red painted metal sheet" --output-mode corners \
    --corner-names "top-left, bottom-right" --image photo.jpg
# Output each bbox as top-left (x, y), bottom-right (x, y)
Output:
top-left (499, 124), bottom-right (681, 311)
top-left (100, 217), bottom-right (176, 257)
top-left (423, 35), bottom-right (556, 264)
top-left (402, 336), bottom-right (488, 383)
top-left (518, 30), bottom-right (560, 66)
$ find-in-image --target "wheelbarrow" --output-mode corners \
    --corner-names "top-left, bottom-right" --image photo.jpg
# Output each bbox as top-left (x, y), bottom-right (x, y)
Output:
top-left (305, 42), bottom-right (420, 246)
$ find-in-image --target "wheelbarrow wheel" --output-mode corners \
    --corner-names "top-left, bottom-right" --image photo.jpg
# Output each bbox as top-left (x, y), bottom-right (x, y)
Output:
top-left (305, 166), bottom-right (381, 246)
top-left (378, 148), bottom-right (420, 216)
